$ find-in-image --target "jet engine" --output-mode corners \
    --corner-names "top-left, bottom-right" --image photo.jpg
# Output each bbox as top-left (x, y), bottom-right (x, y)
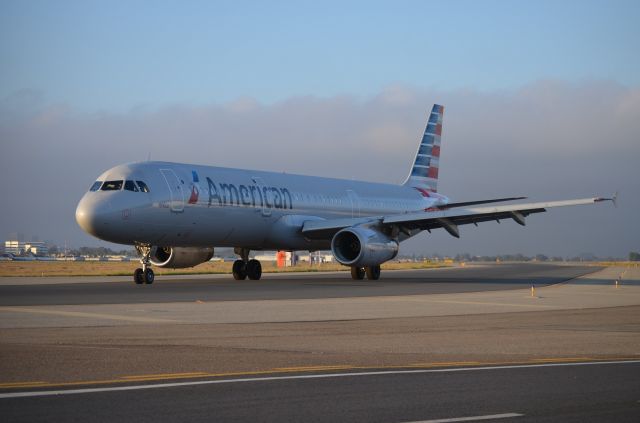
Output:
top-left (331, 227), bottom-right (399, 268)
top-left (150, 246), bottom-right (215, 269)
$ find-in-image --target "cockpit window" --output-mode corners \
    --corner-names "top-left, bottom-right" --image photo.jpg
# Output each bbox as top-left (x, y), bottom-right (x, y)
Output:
top-left (124, 180), bottom-right (139, 192)
top-left (89, 181), bottom-right (103, 192)
top-left (101, 180), bottom-right (123, 191)
top-left (136, 181), bottom-right (150, 193)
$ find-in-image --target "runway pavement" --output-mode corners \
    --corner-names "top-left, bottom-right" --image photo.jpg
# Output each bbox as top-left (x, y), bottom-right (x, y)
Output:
top-left (1, 263), bottom-right (639, 421)
top-left (0, 263), bottom-right (602, 305)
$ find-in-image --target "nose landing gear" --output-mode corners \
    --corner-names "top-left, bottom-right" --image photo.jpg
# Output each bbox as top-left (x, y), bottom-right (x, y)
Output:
top-left (232, 247), bottom-right (262, 280)
top-left (134, 244), bottom-right (155, 285)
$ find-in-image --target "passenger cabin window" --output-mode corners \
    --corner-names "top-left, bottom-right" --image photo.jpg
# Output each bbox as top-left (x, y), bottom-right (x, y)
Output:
top-left (89, 181), bottom-right (102, 192)
top-left (101, 180), bottom-right (123, 191)
top-left (124, 180), bottom-right (139, 192)
top-left (136, 181), bottom-right (150, 193)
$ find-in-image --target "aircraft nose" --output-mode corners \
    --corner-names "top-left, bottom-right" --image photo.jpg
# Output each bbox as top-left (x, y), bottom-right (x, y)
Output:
top-left (75, 195), bottom-right (112, 237)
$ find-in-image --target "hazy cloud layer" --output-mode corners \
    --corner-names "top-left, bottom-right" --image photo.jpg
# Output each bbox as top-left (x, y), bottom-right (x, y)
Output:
top-left (1, 80), bottom-right (638, 257)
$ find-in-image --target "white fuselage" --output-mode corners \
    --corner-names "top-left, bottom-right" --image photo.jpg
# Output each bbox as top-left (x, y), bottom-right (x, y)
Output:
top-left (75, 161), bottom-right (449, 251)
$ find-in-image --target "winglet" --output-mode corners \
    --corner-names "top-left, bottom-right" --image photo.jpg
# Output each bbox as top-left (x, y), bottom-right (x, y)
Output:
top-left (594, 191), bottom-right (618, 207)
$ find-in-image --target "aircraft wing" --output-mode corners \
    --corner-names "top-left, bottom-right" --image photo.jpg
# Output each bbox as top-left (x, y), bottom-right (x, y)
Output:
top-left (439, 196), bottom-right (526, 209)
top-left (301, 196), bottom-right (615, 239)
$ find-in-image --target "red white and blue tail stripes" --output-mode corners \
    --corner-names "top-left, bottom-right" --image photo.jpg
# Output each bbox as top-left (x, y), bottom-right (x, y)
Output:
top-left (403, 104), bottom-right (444, 192)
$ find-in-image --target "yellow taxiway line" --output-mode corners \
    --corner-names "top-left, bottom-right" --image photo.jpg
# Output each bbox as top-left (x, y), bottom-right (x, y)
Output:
top-left (0, 306), bottom-right (182, 323)
top-left (1, 357), bottom-right (638, 391)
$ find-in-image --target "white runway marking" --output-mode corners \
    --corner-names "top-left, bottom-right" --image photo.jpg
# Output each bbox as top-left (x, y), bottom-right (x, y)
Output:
top-left (0, 360), bottom-right (638, 399)
top-left (405, 413), bottom-right (523, 422)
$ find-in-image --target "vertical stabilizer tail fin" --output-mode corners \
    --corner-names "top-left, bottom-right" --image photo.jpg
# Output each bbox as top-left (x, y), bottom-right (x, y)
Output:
top-left (402, 104), bottom-right (444, 192)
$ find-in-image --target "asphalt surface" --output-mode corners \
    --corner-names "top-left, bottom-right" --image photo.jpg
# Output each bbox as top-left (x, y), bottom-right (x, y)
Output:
top-left (0, 263), bottom-right (599, 306)
top-left (2, 361), bottom-right (639, 422)
top-left (2, 263), bottom-right (637, 422)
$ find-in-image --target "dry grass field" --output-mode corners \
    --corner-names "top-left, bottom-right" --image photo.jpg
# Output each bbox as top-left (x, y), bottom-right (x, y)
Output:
top-left (0, 260), bottom-right (448, 277)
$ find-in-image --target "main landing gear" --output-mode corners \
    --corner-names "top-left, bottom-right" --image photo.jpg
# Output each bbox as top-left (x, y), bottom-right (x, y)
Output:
top-left (134, 244), bottom-right (155, 285)
top-left (350, 265), bottom-right (381, 281)
top-left (232, 247), bottom-right (262, 280)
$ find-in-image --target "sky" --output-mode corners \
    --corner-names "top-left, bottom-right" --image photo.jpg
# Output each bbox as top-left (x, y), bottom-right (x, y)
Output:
top-left (1, 0), bottom-right (639, 257)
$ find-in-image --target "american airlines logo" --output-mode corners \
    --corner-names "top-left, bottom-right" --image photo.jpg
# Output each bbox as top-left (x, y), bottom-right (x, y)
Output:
top-left (205, 177), bottom-right (293, 210)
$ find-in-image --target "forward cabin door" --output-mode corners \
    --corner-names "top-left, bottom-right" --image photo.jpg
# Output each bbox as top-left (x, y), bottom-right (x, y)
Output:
top-left (160, 169), bottom-right (185, 213)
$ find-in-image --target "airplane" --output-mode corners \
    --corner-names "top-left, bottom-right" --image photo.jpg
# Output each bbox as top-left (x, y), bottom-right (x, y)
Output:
top-left (75, 104), bottom-right (615, 284)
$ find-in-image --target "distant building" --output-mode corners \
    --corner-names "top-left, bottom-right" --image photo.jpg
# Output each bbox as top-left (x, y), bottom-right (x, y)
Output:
top-left (4, 240), bottom-right (49, 256)
top-left (254, 253), bottom-right (278, 262)
top-left (298, 252), bottom-right (334, 264)
top-left (4, 241), bottom-right (23, 255)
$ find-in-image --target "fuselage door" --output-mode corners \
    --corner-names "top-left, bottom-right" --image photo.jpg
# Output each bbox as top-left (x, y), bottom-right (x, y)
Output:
top-left (160, 169), bottom-right (185, 213)
top-left (252, 176), bottom-right (271, 217)
top-left (347, 189), bottom-right (360, 218)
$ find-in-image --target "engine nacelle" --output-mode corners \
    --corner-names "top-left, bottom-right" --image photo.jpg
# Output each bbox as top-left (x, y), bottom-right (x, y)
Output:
top-left (150, 246), bottom-right (214, 269)
top-left (331, 227), bottom-right (399, 268)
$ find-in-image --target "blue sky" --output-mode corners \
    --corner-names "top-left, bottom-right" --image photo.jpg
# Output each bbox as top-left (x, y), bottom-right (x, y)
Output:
top-left (1, 1), bottom-right (639, 256)
top-left (2, 0), bottom-right (639, 111)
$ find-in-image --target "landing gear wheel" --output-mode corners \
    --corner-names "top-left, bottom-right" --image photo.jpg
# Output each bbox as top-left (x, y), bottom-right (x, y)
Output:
top-left (350, 266), bottom-right (365, 280)
top-left (232, 259), bottom-right (247, 280)
top-left (134, 268), bottom-right (144, 285)
top-left (135, 244), bottom-right (154, 285)
top-left (144, 268), bottom-right (155, 284)
top-left (246, 259), bottom-right (262, 280)
top-left (365, 265), bottom-right (381, 280)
